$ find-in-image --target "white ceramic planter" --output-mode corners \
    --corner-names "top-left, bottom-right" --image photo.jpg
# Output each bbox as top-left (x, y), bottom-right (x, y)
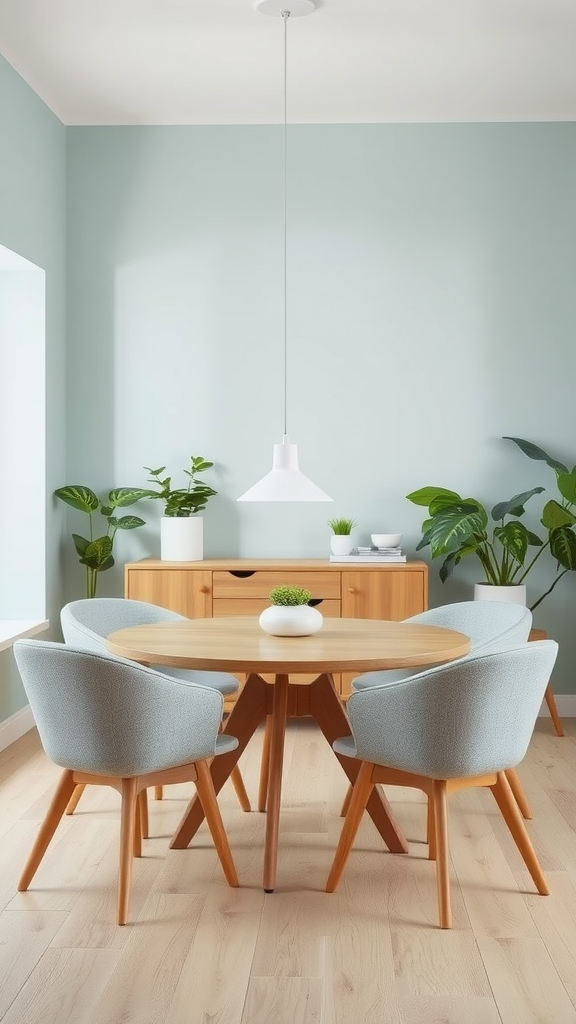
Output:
top-left (259, 604), bottom-right (324, 637)
top-left (160, 516), bottom-right (203, 561)
top-left (473, 583), bottom-right (527, 606)
top-left (330, 535), bottom-right (353, 556)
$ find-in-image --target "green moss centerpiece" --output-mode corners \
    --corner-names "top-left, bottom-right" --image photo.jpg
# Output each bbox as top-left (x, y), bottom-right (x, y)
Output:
top-left (259, 584), bottom-right (323, 637)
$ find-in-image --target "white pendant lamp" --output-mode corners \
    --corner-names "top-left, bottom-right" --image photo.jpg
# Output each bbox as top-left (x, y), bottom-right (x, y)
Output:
top-left (238, 1), bottom-right (332, 503)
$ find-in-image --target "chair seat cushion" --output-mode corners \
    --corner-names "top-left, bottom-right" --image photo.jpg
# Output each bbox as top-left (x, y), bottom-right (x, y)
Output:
top-left (333, 735), bottom-right (358, 758)
top-left (162, 667), bottom-right (239, 696)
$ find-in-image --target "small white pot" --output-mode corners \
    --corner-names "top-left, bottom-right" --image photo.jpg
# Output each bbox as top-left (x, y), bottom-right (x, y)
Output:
top-left (473, 583), bottom-right (527, 606)
top-left (160, 516), bottom-right (203, 561)
top-left (330, 534), bottom-right (353, 556)
top-left (259, 604), bottom-right (324, 637)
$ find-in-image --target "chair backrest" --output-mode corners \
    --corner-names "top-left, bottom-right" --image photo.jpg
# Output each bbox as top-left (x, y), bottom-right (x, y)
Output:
top-left (13, 638), bottom-right (227, 777)
top-left (352, 600), bottom-right (533, 691)
top-left (345, 640), bottom-right (558, 779)
top-left (406, 601), bottom-right (533, 654)
top-left (61, 598), bottom-right (185, 654)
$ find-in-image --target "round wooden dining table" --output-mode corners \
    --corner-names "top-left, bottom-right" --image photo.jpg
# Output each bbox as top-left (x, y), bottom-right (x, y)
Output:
top-left (107, 615), bottom-right (470, 892)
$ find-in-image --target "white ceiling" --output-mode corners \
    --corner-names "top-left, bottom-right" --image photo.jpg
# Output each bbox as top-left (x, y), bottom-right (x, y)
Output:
top-left (0, 0), bottom-right (575, 126)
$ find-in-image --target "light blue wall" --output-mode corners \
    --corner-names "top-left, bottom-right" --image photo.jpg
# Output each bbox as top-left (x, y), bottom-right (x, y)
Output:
top-left (65, 123), bottom-right (576, 690)
top-left (2, 63), bottom-right (576, 710)
top-left (0, 55), bottom-right (67, 720)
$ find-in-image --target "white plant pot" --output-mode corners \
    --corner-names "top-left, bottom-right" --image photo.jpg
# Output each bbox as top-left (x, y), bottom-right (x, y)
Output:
top-left (330, 535), bottom-right (353, 556)
top-left (259, 604), bottom-right (324, 637)
top-left (160, 516), bottom-right (203, 562)
top-left (473, 583), bottom-right (527, 606)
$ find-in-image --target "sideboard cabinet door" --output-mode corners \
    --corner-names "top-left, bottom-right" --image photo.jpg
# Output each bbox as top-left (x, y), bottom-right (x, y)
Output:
top-left (125, 567), bottom-right (212, 619)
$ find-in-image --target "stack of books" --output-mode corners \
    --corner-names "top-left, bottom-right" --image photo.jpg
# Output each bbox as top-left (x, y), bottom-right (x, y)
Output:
top-left (329, 545), bottom-right (406, 563)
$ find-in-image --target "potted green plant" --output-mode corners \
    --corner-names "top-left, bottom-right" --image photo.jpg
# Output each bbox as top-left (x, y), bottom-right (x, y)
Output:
top-left (503, 437), bottom-right (576, 607)
top-left (143, 455), bottom-right (217, 561)
top-left (259, 584), bottom-right (323, 636)
top-left (328, 517), bottom-right (356, 556)
top-left (406, 484), bottom-right (549, 608)
top-left (54, 484), bottom-right (149, 597)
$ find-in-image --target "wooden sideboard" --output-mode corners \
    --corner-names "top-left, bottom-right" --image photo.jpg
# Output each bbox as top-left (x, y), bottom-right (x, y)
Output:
top-left (124, 558), bottom-right (429, 697)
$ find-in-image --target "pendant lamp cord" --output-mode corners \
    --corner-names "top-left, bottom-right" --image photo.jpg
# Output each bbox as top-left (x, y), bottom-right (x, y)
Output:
top-left (282, 9), bottom-right (289, 441)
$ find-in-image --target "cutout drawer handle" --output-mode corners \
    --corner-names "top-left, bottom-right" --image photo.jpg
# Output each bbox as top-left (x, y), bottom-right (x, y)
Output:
top-left (228, 570), bottom-right (256, 579)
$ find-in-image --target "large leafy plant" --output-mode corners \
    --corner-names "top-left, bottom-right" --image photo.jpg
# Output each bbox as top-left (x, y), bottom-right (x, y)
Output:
top-left (406, 484), bottom-right (549, 606)
top-left (144, 456), bottom-right (217, 517)
top-left (503, 437), bottom-right (576, 607)
top-left (55, 485), bottom-right (149, 597)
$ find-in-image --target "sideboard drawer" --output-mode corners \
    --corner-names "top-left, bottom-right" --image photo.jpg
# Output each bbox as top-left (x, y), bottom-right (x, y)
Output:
top-left (211, 570), bottom-right (341, 601)
top-left (212, 598), bottom-right (342, 618)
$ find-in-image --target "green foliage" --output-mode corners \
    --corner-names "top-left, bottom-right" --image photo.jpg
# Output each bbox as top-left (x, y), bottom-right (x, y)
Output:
top-left (269, 585), bottom-right (312, 606)
top-left (327, 517), bottom-right (356, 535)
top-left (503, 437), bottom-right (576, 609)
top-left (54, 484), bottom-right (149, 597)
top-left (406, 484), bottom-right (547, 602)
top-left (144, 456), bottom-right (217, 517)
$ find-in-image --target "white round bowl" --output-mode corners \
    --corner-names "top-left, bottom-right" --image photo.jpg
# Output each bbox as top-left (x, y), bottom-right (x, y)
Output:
top-left (371, 533), bottom-right (402, 548)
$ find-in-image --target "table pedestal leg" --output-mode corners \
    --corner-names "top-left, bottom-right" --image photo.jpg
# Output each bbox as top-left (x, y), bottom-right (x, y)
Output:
top-left (263, 674), bottom-right (289, 892)
top-left (309, 673), bottom-right (409, 855)
top-left (170, 673), bottom-right (268, 850)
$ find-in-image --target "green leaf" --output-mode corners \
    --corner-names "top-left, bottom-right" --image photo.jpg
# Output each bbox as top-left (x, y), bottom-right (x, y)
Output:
top-left (542, 499), bottom-right (576, 530)
top-left (113, 515), bottom-right (146, 530)
top-left (557, 472), bottom-right (576, 507)
top-left (406, 486), bottom-right (460, 508)
top-left (491, 488), bottom-right (544, 522)
top-left (503, 436), bottom-right (568, 474)
top-left (78, 536), bottom-right (114, 570)
top-left (439, 551), bottom-right (461, 582)
top-left (426, 502), bottom-right (486, 557)
top-left (550, 526), bottom-right (576, 570)
top-left (72, 533), bottom-right (90, 557)
top-left (54, 485), bottom-right (99, 513)
top-left (494, 521), bottom-right (531, 566)
top-left (108, 487), bottom-right (151, 507)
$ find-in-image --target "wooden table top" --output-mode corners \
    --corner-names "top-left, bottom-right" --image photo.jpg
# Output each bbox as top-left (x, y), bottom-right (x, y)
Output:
top-left (107, 616), bottom-right (471, 675)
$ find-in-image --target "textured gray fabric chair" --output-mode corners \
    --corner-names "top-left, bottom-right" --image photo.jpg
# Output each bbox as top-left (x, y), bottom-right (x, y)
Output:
top-left (60, 598), bottom-right (250, 813)
top-left (326, 641), bottom-right (558, 929)
top-left (352, 601), bottom-right (533, 690)
top-left (343, 601), bottom-right (534, 820)
top-left (13, 638), bottom-right (239, 925)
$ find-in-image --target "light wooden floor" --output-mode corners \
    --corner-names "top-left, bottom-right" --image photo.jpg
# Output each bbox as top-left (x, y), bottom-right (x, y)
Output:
top-left (1, 717), bottom-right (576, 1024)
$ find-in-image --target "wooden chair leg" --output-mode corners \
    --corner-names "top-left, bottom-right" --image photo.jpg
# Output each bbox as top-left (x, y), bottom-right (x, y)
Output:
top-left (65, 782), bottom-right (86, 815)
top-left (154, 786), bottom-right (163, 800)
top-left (18, 769), bottom-right (77, 891)
top-left (427, 796), bottom-right (436, 861)
top-left (257, 714), bottom-right (273, 812)
top-left (326, 761), bottom-right (375, 893)
top-left (118, 778), bottom-right (138, 926)
top-left (138, 789), bottom-right (149, 840)
top-left (432, 779), bottom-right (452, 929)
top-left (194, 760), bottom-right (239, 888)
top-left (505, 767), bottom-right (532, 820)
top-left (544, 683), bottom-right (565, 737)
top-left (340, 782), bottom-right (353, 817)
top-left (490, 771), bottom-right (549, 896)
top-left (230, 765), bottom-right (251, 812)
top-left (133, 793), bottom-right (142, 858)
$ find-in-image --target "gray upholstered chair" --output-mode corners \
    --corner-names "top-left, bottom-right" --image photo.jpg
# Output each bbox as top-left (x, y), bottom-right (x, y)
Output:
top-left (13, 638), bottom-right (239, 925)
top-left (344, 601), bottom-right (534, 819)
top-left (352, 601), bottom-right (533, 690)
top-left (60, 598), bottom-right (250, 814)
top-left (326, 640), bottom-right (558, 929)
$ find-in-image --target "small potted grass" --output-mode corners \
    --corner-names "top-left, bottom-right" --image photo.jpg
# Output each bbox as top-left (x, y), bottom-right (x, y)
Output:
top-left (328, 517), bottom-right (356, 556)
top-left (259, 584), bottom-right (324, 637)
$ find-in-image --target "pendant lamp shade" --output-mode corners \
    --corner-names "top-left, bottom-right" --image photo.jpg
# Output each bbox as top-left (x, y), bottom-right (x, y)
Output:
top-left (237, 437), bottom-right (332, 502)
top-left (237, 2), bottom-right (332, 503)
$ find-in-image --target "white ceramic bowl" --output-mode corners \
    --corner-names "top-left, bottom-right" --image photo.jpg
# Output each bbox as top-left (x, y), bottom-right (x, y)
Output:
top-left (371, 533), bottom-right (402, 548)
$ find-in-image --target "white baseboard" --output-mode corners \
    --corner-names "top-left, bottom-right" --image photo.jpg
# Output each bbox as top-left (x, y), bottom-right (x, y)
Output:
top-left (0, 704), bottom-right (36, 753)
top-left (540, 694), bottom-right (576, 719)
